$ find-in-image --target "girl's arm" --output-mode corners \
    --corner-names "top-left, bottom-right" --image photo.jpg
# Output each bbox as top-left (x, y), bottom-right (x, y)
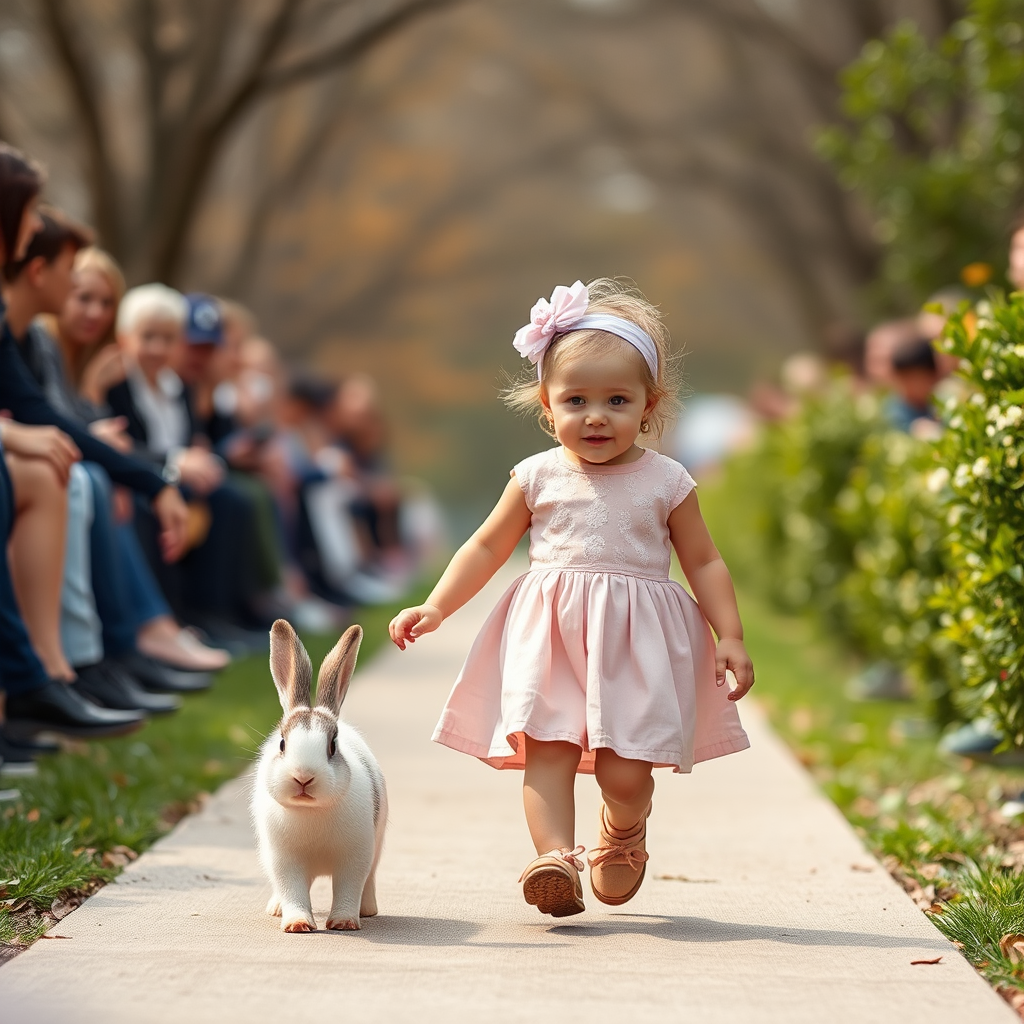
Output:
top-left (668, 491), bottom-right (754, 701)
top-left (389, 476), bottom-right (531, 649)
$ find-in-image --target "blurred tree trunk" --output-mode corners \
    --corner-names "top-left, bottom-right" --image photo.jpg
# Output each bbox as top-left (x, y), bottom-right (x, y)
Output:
top-left (641, 0), bottom-right (966, 335)
top-left (26, 0), bottom-right (459, 284)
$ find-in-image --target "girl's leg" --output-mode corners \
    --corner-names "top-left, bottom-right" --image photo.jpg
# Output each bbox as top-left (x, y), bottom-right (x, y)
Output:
top-left (5, 453), bottom-right (74, 681)
top-left (593, 748), bottom-right (655, 829)
top-left (522, 736), bottom-right (581, 853)
top-left (590, 749), bottom-right (655, 906)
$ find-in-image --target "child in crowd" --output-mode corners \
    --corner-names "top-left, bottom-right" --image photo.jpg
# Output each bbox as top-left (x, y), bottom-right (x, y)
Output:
top-left (389, 278), bottom-right (752, 917)
top-left (885, 337), bottom-right (941, 436)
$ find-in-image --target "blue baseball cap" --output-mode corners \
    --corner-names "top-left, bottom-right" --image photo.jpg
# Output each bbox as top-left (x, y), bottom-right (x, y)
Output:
top-left (184, 293), bottom-right (223, 345)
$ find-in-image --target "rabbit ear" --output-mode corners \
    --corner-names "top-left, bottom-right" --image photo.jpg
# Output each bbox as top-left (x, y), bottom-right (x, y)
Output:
top-left (315, 624), bottom-right (363, 715)
top-left (269, 619), bottom-right (312, 712)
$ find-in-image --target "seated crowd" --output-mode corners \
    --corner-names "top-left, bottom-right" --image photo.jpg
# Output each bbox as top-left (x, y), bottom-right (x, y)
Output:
top-left (0, 144), bottom-right (431, 780)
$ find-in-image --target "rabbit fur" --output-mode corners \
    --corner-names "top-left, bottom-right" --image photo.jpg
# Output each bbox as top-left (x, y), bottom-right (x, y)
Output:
top-left (252, 619), bottom-right (387, 932)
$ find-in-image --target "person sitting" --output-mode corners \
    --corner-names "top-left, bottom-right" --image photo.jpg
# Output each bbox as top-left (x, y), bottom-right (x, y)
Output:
top-left (0, 142), bottom-right (146, 750)
top-left (105, 288), bottom-right (265, 650)
top-left (3, 213), bottom-right (224, 706)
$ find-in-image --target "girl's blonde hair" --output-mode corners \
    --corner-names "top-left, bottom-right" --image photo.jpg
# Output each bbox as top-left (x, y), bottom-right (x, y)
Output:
top-left (503, 277), bottom-right (681, 440)
top-left (55, 247), bottom-right (127, 387)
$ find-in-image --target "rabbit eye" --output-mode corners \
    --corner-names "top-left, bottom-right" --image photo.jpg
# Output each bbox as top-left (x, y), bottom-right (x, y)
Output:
top-left (328, 734), bottom-right (337, 758)
top-left (279, 737), bottom-right (285, 753)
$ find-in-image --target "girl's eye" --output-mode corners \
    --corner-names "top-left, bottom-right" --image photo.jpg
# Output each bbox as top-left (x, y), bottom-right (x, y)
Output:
top-left (610, 396), bottom-right (626, 406)
top-left (328, 735), bottom-right (337, 757)
top-left (279, 737), bottom-right (286, 753)
top-left (569, 397), bottom-right (585, 406)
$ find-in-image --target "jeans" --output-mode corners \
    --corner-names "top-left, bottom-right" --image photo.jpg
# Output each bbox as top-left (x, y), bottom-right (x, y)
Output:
top-left (83, 463), bottom-right (171, 658)
top-left (60, 463), bottom-right (104, 666)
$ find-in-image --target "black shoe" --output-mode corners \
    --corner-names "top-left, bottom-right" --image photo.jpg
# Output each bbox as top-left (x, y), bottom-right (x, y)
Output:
top-left (0, 732), bottom-right (38, 777)
top-left (114, 651), bottom-right (212, 694)
top-left (1, 728), bottom-right (60, 755)
top-left (184, 614), bottom-right (269, 657)
top-left (73, 662), bottom-right (181, 715)
top-left (5, 680), bottom-right (145, 740)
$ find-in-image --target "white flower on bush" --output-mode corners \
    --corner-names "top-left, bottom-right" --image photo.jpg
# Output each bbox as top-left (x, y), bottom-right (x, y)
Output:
top-left (988, 404), bottom-right (1002, 421)
top-left (1015, 344), bottom-right (1024, 358)
top-left (953, 463), bottom-right (973, 488)
top-left (971, 392), bottom-right (987, 406)
top-left (972, 456), bottom-right (991, 478)
top-left (927, 467), bottom-right (950, 493)
top-left (983, 367), bottom-right (995, 380)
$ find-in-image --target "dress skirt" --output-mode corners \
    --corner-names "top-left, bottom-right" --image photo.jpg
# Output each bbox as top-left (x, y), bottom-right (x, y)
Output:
top-left (432, 568), bottom-right (750, 774)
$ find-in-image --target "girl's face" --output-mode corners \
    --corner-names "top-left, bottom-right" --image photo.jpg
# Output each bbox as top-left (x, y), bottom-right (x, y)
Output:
top-left (541, 345), bottom-right (655, 466)
top-left (120, 314), bottom-right (181, 385)
top-left (61, 267), bottom-right (117, 347)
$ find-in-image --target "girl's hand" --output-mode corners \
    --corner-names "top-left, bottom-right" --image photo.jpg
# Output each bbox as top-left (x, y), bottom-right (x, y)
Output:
top-left (715, 638), bottom-right (754, 701)
top-left (389, 604), bottom-right (443, 650)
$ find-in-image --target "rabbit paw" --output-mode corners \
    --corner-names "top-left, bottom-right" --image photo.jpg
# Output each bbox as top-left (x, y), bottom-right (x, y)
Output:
top-left (266, 897), bottom-right (282, 917)
top-left (282, 915), bottom-right (316, 933)
top-left (326, 916), bottom-right (360, 931)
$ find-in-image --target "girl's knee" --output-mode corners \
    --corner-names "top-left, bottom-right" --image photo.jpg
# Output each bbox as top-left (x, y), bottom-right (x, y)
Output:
top-left (594, 749), bottom-right (653, 801)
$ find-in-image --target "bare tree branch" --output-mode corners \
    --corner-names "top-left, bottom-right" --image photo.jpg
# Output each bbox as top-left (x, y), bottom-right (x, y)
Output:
top-left (257, 0), bottom-right (463, 94)
top-left (39, 0), bottom-right (121, 252)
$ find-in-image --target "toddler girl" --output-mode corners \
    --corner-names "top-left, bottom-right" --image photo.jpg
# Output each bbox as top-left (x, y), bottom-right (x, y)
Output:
top-left (390, 278), bottom-right (752, 917)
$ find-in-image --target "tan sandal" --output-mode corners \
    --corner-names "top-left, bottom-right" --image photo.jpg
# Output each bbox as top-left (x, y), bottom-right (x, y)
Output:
top-left (588, 804), bottom-right (651, 906)
top-left (520, 845), bottom-right (586, 917)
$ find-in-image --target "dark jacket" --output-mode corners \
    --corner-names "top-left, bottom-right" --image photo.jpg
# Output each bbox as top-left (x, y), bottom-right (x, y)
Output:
top-left (0, 323), bottom-right (166, 500)
top-left (104, 376), bottom-right (199, 455)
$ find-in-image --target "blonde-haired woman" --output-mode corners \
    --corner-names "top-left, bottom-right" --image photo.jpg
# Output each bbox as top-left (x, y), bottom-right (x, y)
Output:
top-left (57, 246), bottom-right (126, 406)
top-left (35, 248), bottom-right (232, 679)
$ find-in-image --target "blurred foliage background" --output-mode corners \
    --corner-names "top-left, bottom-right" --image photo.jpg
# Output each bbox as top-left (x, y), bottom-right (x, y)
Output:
top-left (0, 0), bottom-right (969, 523)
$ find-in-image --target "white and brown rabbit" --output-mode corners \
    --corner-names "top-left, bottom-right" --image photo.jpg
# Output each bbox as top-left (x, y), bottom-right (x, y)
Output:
top-left (252, 620), bottom-right (387, 932)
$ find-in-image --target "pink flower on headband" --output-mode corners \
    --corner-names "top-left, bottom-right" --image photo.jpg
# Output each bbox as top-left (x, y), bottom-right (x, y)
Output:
top-left (512, 280), bottom-right (589, 365)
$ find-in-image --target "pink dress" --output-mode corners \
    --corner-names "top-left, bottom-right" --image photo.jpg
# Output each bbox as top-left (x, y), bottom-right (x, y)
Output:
top-left (432, 446), bottom-right (750, 773)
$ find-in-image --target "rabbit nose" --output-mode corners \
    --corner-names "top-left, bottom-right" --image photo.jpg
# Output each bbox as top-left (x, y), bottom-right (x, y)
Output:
top-left (294, 775), bottom-right (314, 790)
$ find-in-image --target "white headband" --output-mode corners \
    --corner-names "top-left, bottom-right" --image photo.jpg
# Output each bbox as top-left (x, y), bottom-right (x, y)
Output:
top-left (511, 281), bottom-right (659, 380)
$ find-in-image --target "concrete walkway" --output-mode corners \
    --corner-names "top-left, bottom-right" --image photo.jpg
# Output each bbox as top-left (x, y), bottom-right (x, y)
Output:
top-left (3, 571), bottom-right (1016, 1024)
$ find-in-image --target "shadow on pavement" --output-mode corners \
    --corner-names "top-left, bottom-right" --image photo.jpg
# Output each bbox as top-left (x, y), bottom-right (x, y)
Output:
top-left (544, 913), bottom-right (949, 951)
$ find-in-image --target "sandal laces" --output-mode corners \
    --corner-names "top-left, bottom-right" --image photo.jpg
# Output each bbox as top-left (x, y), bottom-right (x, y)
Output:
top-left (557, 845), bottom-right (586, 872)
top-left (518, 845), bottom-right (586, 882)
top-left (587, 843), bottom-right (649, 869)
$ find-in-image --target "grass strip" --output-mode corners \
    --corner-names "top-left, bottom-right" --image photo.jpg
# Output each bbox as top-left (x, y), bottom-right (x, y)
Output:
top-left (0, 598), bottom-right (413, 961)
top-left (730, 570), bottom-right (1024, 1007)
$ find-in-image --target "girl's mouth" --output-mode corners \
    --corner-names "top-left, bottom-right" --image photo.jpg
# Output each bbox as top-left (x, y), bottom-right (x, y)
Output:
top-left (584, 436), bottom-right (611, 444)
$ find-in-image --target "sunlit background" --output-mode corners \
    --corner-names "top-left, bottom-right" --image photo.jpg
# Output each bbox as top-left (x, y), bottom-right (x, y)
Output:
top-left (0, 0), bottom-right (960, 525)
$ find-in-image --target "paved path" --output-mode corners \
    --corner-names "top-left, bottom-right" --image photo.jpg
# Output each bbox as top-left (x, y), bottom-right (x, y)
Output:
top-left (3, 570), bottom-right (1016, 1023)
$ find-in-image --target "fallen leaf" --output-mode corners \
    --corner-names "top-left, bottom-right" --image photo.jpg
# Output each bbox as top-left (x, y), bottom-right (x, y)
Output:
top-left (1000, 933), bottom-right (1024, 964)
top-left (101, 850), bottom-right (130, 868)
top-left (850, 864), bottom-right (874, 873)
top-left (653, 874), bottom-right (718, 883)
top-left (39, 935), bottom-right (71, 940)
top-left (998, 985), bottom-right (1024, 1013)
top-left (924, 903), bottom-right (944, 915)
top-left (25, 809), bottom-right (40, 823)
top-left (911, 956), bottom-right (943, 965)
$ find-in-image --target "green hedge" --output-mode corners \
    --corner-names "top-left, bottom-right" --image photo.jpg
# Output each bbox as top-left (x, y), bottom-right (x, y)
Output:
top-left (717, 293), bottom-right (1024, 737)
